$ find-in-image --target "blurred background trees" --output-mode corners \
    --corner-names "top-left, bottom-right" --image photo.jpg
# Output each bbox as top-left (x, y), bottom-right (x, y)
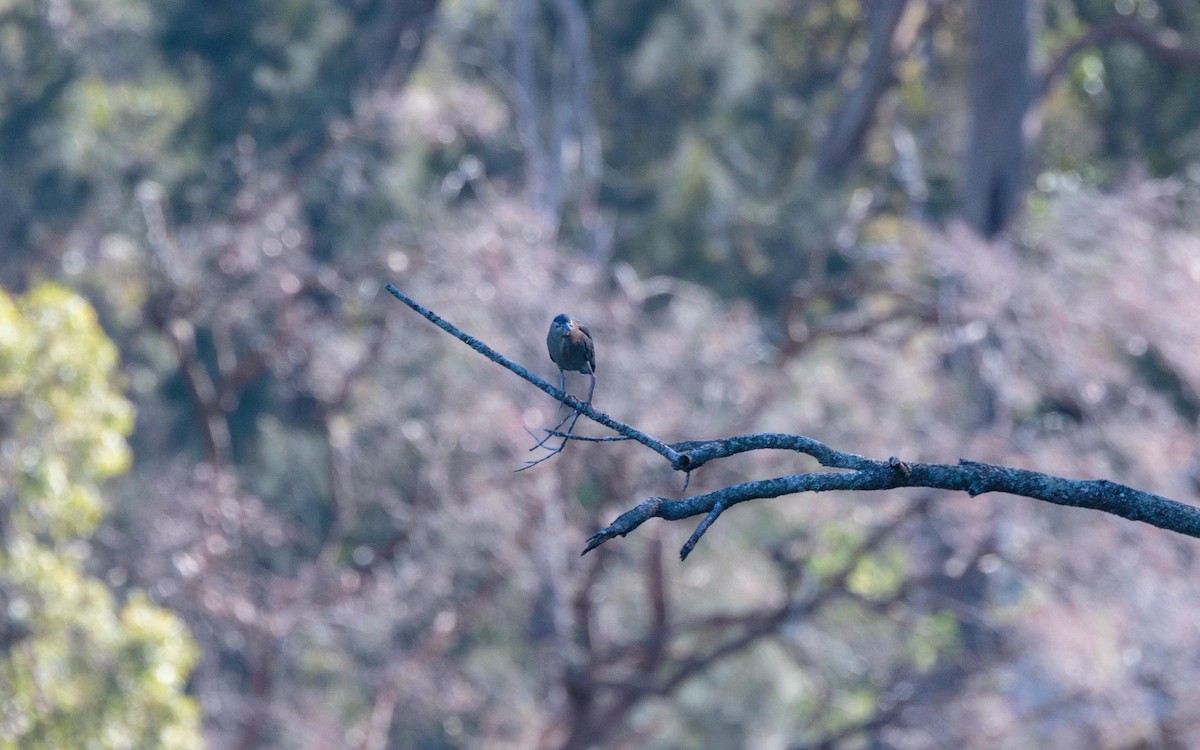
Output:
top-left (2, 0), bottom-right (1200, 747)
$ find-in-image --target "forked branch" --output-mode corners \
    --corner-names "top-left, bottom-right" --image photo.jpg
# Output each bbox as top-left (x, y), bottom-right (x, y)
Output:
top-left (385, 285), bottom-right (1200, 560)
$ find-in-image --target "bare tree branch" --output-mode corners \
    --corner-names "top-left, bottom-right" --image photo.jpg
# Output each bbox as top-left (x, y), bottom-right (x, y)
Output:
top-left (385, 288), bottom-right (1200, 560)
top-left (583, 451), bottom-right (1200, 559)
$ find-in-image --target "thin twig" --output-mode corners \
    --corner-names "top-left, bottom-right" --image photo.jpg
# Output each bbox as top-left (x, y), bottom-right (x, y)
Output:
top-left (518, 409), bottom-right (584, 472)
top-left (528, 409), bottom-right (576, 451)
top-left (548, 432), bottom-right (631, 442)
top-left (680, 501), bottom-right (725, 561)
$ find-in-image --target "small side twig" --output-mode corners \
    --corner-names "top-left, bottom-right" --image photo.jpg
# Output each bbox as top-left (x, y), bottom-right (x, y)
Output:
top-left (680, 501), bottom-right (726, 561)
top-left (518, 409), bottom-right (584, 472)
top-left (527, 410), bottom-right (576, 451)
top-left (548, 432), bottom-right (631, 442)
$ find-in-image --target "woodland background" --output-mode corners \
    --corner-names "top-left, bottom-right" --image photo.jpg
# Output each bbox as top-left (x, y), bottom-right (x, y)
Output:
top-left (3, 0), bottom-right (1200, 748)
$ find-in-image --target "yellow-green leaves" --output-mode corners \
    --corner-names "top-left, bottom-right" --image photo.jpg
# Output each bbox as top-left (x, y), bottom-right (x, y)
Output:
top-left (0, 282), bottom-right (133, 540)
top-left (0, 283), bottom-right (203, 750)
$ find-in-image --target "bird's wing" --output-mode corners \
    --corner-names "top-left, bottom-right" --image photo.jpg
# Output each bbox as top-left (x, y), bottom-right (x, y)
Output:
top-left (578, 324), bottom-right (596, 372)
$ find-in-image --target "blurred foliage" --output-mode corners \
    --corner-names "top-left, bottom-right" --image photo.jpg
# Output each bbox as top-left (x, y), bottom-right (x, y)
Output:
top-left (0, 0), bottom-right (1199, 747)
top-left (1066, 0), bottom-right (1200, 174)
top-left (0, 283), bottom-right (202, 750)
top-left (0, 283), bottom-right (131, 539)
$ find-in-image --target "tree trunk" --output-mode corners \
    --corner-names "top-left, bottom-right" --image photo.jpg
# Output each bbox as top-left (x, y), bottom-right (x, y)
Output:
top-left (962, 0), bottom-right (1032, 237)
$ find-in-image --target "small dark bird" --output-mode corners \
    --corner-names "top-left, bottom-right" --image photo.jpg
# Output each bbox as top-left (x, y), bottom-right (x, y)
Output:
top-left (546, 313), bottom-right (596, 403)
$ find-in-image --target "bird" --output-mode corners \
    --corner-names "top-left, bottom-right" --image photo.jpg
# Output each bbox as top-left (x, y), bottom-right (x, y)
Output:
top-left (546, 313), bottom-right (596, 403)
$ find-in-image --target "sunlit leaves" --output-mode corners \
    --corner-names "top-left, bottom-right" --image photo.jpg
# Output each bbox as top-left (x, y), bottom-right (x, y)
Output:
top-left (62, 73), bottom-right (195, 180)
top-left (0, 544), bottom-right (202, 750)
top-left (0, 283), bottom-right (132, 540)
top-left (846, 546), bottom-right (906, 601)
top-left (0, 283), bottom-right (202, 750)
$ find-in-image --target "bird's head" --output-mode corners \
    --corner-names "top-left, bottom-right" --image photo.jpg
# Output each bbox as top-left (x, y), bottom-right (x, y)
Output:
top-left (552, 313), bottom-right (574, 333)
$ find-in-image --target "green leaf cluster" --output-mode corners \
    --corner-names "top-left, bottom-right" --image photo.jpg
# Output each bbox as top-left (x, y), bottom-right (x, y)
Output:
top-left (0, 283), bottom-right (202, 750)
